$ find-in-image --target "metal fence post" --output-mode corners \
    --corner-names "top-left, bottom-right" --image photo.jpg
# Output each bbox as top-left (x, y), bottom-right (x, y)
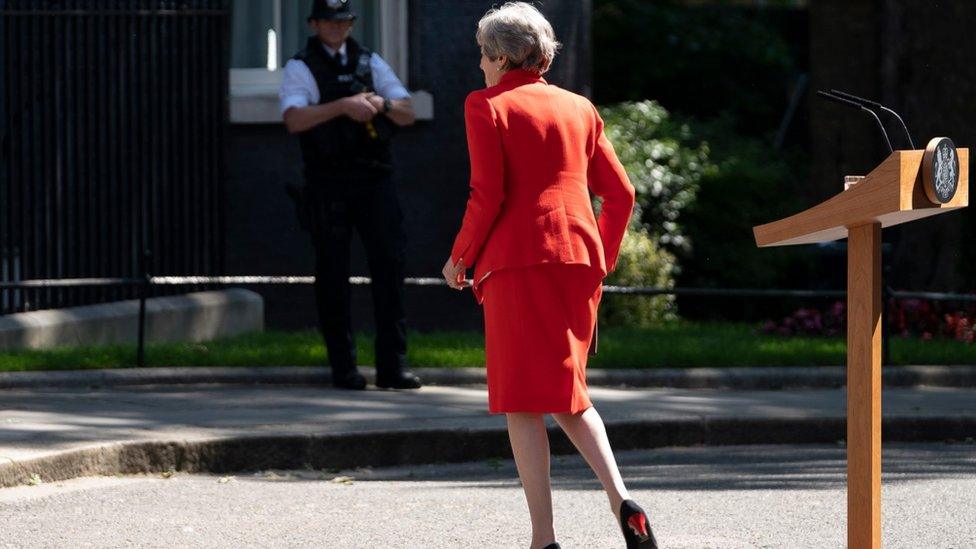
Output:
top-left (136, 249), bottom-right (151, 368)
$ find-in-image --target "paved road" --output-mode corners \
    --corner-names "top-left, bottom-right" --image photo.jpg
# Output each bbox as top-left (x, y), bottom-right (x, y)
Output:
top-left (1, 443), bottom-right (974, 548)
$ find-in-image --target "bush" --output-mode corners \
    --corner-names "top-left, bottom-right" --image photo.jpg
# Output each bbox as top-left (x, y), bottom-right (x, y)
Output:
top-left (597, 102), bottom-right (821, 323)
top-left (593, 0), bottom-right (816, 323)
top-left (595, 101), bottom-right (711, 326)
top-left (598, 100), bottom-right (711, 252)
top-left (760, 302), bottom-right (846, 338)
top-left (761, 299), bottom-right (976, 344)
top-left (891, 299), bottom-right (976, 343)
top-left (677, 125), bottom-right (815, 291)
top-left (600, 226), bottom-right (677, 327)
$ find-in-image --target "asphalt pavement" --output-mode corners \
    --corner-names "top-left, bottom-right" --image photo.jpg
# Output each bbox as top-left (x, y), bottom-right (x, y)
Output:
top-left (1, 444), bottom-right (974, 548)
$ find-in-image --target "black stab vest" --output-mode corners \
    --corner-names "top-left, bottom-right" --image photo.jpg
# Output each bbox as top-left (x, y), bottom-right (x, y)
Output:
top-left (293, 37), bottom-right (394, 180)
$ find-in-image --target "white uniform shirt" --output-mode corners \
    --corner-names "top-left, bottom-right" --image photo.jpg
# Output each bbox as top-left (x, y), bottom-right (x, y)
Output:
top-left (279, 41), bottom-right (410, 115)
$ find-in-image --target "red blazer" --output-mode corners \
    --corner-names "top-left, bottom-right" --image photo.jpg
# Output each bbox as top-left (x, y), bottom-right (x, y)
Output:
top-left (450, 69), bottom-right (636, 303)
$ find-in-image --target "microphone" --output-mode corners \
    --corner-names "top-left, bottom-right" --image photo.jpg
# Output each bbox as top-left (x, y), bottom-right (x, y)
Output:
top-left (828, 89), bottom-right (915, 149)
top-left (816, 90), bottom-right (893, 154)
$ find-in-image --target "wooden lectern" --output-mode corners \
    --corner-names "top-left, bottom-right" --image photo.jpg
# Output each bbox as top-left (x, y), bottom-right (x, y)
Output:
top-left (754, 139), bottom-right (968, 549)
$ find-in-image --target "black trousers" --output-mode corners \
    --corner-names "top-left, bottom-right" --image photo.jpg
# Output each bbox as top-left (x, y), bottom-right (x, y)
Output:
top-left (307, 174), bottom-right (408, 377)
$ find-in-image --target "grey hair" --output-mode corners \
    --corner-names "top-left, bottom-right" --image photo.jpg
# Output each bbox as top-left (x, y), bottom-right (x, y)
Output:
top-left (477, 2), bottom-right (561, 74)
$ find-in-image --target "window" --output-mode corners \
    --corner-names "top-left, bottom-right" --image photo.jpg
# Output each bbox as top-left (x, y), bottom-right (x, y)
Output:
top-left (231, 0), bottom-right (380, 71)
top-left (228, 0), bottom-right (426, 123)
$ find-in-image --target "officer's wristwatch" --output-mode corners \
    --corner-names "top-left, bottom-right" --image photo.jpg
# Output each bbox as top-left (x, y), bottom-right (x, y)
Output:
top-left (383, 98), bottom-right (393, 113)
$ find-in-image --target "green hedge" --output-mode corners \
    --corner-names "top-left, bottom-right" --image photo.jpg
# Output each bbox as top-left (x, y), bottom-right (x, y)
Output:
top-left (598, 104), bottom-right (819, 323)
top-left (599, 100), bottom-right (710, 250)
top-left (677, 119), bottom-right (814, 289)
top-left (601, 226), bottom-right (677, 326)
top-left (597, 101), bottom-right (710, 325)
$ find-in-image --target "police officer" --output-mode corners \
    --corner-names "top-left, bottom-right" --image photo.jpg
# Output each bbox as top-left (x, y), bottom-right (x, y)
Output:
top-left (280, 0), bottom-right (420, 390)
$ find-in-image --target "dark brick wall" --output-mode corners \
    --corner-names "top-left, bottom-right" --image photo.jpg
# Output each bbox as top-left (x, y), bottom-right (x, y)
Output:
top-left (225, 1), bottom-right (593, 333)
top-left (810, 0), bottom-right (976, 291)
top-left (224, 124), bottom-right (316, 331)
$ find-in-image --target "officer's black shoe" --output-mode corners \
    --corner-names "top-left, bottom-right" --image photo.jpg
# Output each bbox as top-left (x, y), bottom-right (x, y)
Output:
top-left (375, 370), bottom-right (422, 390)
top-left (332, 369), bottom-right (367, 390)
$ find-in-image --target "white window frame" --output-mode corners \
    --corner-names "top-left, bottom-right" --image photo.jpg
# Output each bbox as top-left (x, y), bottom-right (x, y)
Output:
top-left (229, 1), bottom-right (432, 124)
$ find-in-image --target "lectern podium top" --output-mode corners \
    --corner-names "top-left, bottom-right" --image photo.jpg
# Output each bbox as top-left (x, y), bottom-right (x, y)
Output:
top-left (754, 148), bottom-right (969, 247)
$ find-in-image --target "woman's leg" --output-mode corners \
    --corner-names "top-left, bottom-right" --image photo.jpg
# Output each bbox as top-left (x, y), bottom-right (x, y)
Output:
top-left (552, 407), bottom-right (630, 513)
top-left (506, 412), bottom-right (556, 549)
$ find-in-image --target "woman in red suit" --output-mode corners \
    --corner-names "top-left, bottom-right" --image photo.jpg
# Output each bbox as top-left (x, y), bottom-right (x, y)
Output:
top-left (441, 3), bottom-right (659, 548)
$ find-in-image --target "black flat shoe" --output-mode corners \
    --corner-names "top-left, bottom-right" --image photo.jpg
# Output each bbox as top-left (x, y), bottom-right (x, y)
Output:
top-left (332, 370), bottom-right (367, 390)
top-left (542, 544), bottom-right (561, 549)
top-left (619, 499), bottom-right (658, 549)
top-left (375, 370), bottom-right (422, 390)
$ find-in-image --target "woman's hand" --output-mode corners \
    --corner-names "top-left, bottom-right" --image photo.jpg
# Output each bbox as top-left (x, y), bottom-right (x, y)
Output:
top-left (442, 257), bottom-right (470, 290)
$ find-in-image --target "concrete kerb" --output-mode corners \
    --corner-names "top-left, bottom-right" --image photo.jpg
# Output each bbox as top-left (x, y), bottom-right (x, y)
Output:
top-left (3, 366), bottom-right (975, 488)
top-left (0, 289), bottom-right (263, 350)
top-left (3, 364), bottom-right (976, 390)
top-left (3, 416), bottom-right (974, 489)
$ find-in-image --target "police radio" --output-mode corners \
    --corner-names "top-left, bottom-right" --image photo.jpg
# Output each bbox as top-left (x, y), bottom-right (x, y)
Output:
top-left (351, 53), bottom-right (380, 140)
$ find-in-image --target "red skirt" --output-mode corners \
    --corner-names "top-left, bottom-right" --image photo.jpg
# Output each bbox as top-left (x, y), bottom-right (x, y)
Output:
top-left (480, 262), bottom-right (603, 414)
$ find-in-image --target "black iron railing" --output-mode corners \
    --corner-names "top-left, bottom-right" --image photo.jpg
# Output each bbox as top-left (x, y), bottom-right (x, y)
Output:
top-left (0, 0), bottom-right (229, 315)
top-left (3, 274), bottom-right (976, 368)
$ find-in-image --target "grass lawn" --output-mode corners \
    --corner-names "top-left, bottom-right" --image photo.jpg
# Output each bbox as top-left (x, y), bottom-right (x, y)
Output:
top-left (1, 322), bottom-right (975, 372)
